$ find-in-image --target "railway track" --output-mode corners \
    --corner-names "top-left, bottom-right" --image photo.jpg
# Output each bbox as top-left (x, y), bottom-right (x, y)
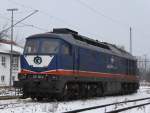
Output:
top-left (63, 97), bottom-right (150, 113)
top-left (0, 102), bottom-right (21, 109)
top-left (0, 95), bottom-right (21, 100)
top-left (0, 86), bottom-right (149, 112)
top-left (0, 97), bottom-right (33, 109)
top-left (106, 102), bottom-right (150, 113)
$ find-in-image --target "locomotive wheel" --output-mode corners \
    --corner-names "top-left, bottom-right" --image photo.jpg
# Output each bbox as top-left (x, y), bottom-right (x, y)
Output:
top-left (90, 84), bottom-right (97, 97)
top-left (36, 97), bottom-right (43, 101)
top-left (79, 83), bottom-right (87, 98)
top-left (62, 84), bottom-right (69, 100)
top-left (61, 83), bottom-right (80, 100)
top-left (31, 96), bottom-right (35, 100)
top-left (60, 84), bottom-right (69, 100)
top-left (96, 85), bottom-right (103, 97)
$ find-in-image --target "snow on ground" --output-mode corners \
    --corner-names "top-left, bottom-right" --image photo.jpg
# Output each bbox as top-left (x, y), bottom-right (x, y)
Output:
top-left (0, 88), bottom-right (21, 96)
top-left (0, 86), bottom-right (150, 113)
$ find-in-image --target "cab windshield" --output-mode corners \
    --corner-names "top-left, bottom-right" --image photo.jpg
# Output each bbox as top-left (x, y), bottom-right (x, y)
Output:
top-left (24, 38), bottom-right (60, 54)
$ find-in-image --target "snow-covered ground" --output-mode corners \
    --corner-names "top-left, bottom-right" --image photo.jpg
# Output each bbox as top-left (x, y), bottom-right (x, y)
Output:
top-left (0, 86), bottom-right (150, 113)
top-left (0, 88), bottom-right (22, 96)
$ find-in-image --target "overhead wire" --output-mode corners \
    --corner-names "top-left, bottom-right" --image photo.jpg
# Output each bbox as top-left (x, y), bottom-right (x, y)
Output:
top-left (5, 0), bottom-right (150, 41)
top-left (6, 0), bottom-right (78, 28)
top-left (0, 12), bottom-right (49, 43)
top-left (6, 0), bottom-right (150, 39)
top-left (74, 0), bottom-right (150, 36)
top-left (0, 13), bottom-right (49, 32)
top-left (75, 0), bottom-right (130, 28)
top-left (6, 0), bottom-right (105, 40)
top-left (2, 0), bottom-right (150, 57)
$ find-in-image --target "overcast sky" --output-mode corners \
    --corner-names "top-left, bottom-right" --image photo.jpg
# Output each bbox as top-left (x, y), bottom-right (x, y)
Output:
top-left (0, 0), bottom-right (150, 58)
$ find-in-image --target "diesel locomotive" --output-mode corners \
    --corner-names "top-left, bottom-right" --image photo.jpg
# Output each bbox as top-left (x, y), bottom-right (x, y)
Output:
top-left (14, 28), bottom-right (139, 100)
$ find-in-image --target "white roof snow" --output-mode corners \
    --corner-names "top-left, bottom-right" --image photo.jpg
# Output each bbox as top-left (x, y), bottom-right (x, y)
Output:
top-left (0, 42), bottom-right (23, 54)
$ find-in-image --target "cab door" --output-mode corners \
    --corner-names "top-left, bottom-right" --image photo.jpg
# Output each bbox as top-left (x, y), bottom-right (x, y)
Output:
top-left (73, 47), bottom-right (80, 75)
top-left (60, 41), bottom-right (73, 73)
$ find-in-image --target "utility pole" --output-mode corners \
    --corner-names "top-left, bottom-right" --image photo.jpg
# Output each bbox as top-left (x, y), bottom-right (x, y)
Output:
top-left (7, 8), bottom-right (18, 86)
top-left (0, 10), bottom-right (38, 34)
top-left (130, 27), bottom-right (132, 54)
top-left (6, 9), bottom-right (38, 86)
top-left (144, 54), bottom-right (147, 73)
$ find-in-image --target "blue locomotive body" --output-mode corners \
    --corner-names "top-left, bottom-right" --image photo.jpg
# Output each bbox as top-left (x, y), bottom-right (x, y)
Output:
top-left (14, 28), bottom-right (139, 100)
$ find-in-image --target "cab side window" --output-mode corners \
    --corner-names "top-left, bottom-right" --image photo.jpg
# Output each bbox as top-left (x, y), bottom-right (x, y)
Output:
top-left (61, 43), bottom-right (72, 55)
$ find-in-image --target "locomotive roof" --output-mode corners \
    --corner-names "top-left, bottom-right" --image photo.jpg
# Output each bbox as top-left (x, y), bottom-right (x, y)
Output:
top-left (27, 28), bottom-right (136, 60)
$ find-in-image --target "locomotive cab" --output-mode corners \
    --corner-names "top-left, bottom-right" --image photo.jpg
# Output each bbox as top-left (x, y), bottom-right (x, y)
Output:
top-left (14, 34), bottom-right (74, 99)
top-left (22, 36), bottom-right (72, 70)
top-left (24, 37), bottom-right (61, 55)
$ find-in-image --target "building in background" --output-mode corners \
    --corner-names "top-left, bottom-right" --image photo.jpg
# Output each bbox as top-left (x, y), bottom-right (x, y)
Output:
top-left (0, 39), bottom-right (23, 86)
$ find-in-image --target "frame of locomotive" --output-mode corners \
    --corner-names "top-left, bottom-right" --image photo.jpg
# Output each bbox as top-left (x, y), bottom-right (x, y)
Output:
top-left (14, 28), bottom-right (139, 100)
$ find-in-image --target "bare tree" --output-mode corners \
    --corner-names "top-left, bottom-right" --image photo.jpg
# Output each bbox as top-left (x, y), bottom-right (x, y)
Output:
top-left (137, 56), bottom-right (150, 81)
top-left (0, 24), bottom-right (9, 40)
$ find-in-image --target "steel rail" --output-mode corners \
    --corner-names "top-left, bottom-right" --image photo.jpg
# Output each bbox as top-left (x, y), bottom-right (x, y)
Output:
top-left (0, 102), bottom-right (19, 109)
top-left (63, 97), bottom-right (150, 113)
top-left (106, 102), bottom-right (150, 113)
top-left (0, 96), bottom-right (21, 100)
